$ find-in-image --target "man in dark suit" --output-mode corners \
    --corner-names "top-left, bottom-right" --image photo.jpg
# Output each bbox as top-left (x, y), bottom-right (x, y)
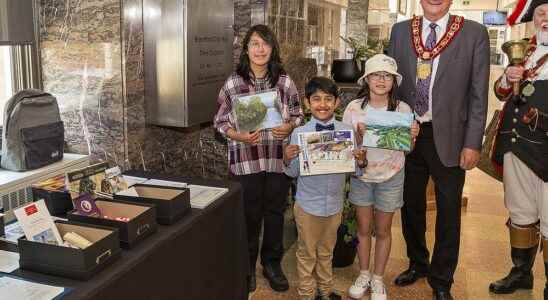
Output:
top-left (387, 1), bottom-right (490, 299)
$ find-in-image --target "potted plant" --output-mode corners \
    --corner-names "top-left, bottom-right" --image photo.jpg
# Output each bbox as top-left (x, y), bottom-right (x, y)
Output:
top-left (332, 178), bottom-right (359, 268)
top-left (332, 36), bottom-right (386, 83)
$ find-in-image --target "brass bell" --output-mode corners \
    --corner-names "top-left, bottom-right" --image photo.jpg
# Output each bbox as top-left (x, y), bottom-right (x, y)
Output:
top-left (501, 40), bottom-right (532, 96)
top-left (502, 39), bottom-right (531, 65)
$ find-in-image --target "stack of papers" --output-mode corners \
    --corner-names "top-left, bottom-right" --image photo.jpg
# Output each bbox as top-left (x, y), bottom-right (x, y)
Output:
top-left (187, 185), bottom-right (228, 209)
top-left (1, 221), bottom-right (25, 244)
top-left (0, 250), bottom-right (19, 273)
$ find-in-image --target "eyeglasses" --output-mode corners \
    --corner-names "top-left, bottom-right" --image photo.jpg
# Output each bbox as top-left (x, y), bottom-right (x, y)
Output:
top-left (368, 73), bottom-right (394, 82)
top-left (248, 41), bottom-right (272, 50)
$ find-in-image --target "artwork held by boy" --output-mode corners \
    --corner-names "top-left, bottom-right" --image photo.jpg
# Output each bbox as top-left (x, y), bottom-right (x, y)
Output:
top-left (298, 130), bottom-right (355, 176)
top-left (363, 110), bottom-right (413, 151)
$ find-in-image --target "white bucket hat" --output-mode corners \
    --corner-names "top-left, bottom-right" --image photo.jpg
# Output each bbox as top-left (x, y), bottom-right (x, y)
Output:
top-left (357, 54), bottom-right (403, 87)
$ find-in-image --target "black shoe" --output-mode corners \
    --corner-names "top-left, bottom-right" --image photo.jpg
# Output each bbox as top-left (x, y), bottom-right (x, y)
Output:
top-left (394, 268), bottom-right (427, 286)
top-left (433, 290), bottom-right (453, 300)
top-left (315, 292), bottom-right (342, 300)
top-left (262, 264), bottom-right (289, 292)
top-left (247, 273), bottom-right (256, 293)
top-left (489, 246), bottom-right (537, 294)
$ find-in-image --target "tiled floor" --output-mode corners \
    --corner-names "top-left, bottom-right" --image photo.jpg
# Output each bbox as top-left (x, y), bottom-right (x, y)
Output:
top-left (250, 169), bottom-right (545, 300)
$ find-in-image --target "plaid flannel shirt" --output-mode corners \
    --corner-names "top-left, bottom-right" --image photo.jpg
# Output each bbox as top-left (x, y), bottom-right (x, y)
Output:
top-left (214, 73), bottom-right (303, 175)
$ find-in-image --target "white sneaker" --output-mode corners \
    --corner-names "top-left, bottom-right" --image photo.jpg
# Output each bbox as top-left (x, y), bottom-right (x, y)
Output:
top-left (370, 279), bottom-right (387, 300)
top-left (348, 273), bottom-right (370, 299)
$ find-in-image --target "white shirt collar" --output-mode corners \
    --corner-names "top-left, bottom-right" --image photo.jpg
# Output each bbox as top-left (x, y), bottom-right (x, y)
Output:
top-left (313, 116), bottom-right (335, 126)
top-left (422, 12), bottom-right (451, 33)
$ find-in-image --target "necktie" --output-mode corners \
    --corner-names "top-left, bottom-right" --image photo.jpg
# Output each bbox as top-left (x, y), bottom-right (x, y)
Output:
top-left (316, 123), bottom-right (335, 132)
top-left (415, 23), bottom-right (438, 116)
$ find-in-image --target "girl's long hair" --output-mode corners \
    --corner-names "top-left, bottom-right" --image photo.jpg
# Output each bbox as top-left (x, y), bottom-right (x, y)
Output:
top-left (236, 24), bottom-right (286, 88)
top-left (356, 74), bottom-right (399, 111)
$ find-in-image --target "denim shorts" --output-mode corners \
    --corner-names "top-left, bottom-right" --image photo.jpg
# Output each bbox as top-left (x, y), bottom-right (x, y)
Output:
top-left (348, 169), bottom-right (404, 212)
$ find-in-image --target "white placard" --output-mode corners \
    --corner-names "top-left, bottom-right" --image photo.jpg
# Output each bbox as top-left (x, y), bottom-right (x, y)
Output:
top-left (13, 200), bottom-right (63, 246)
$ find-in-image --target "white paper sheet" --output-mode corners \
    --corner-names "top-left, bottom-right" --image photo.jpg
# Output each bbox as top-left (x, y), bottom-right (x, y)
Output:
top-left (0, 277), bottom-right (64, 300)
top-left (0, 250), bottom-right (19, 273)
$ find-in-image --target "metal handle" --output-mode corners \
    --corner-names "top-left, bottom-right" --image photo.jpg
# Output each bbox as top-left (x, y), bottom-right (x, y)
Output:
top-left (137, 224), bottom-right (150, 236)
top-left (96, 249), bottom-right (112, 265)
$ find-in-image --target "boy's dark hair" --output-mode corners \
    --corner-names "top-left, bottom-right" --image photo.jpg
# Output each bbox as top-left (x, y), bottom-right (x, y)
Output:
top-left (356, 74), bottom-right (399, 111)
top-left (305, 76), bottom-right (340, 99)
top-left (237, 24), bottom-right (285, 88)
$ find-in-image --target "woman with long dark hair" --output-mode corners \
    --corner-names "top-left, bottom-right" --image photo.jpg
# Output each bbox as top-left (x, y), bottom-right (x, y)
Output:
top-left (214, 24), bottom-right (303, 293)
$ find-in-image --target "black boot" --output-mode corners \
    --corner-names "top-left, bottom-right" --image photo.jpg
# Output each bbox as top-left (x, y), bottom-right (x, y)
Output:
top-left (489, 246), bottom-right (537, 294)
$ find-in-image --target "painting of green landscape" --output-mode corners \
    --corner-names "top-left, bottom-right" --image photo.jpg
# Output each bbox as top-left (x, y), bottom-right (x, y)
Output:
top-left (232, 89), bottom-right (283, 132)
top-left (363, 110), bottom-right (414, 151)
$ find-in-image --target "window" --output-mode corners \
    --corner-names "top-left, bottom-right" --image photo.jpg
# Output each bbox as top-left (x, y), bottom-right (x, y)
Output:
top-left (0, 45), bottom-right (39, 125)
top-left (0, 0), bottom-right (41, 126)
top-left (0, 46), bottom-right (13, 120)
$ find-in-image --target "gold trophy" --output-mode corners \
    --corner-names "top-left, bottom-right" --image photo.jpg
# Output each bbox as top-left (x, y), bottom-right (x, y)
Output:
top-left (502, 40), bottom-right (531, 96)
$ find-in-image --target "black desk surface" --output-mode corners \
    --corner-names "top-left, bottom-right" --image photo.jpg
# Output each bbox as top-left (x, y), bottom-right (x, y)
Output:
top-left (3, 172), bottom-right (248, 300)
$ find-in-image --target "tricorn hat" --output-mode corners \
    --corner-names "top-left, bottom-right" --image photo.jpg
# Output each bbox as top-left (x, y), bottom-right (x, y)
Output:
top-left (508, 0), bottom-right (548, 25)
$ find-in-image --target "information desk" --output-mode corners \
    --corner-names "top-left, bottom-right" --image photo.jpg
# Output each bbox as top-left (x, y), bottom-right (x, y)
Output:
top-left (3, 172), bottom-right (248, 300)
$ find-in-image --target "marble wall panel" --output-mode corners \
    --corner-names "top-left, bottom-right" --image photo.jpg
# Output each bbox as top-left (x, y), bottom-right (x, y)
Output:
top-left (40, 0), bottom-right (125, 164)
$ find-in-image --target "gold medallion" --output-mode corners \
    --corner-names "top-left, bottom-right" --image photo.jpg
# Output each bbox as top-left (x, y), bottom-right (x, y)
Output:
top-left (417, 62), bottom-right (432, 80)
top-left (522, 83), bottom-right (535, 97)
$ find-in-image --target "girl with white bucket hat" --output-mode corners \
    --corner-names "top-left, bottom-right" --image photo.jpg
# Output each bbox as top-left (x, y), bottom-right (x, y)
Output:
top-left (343, 54), bottom-right (419, 300)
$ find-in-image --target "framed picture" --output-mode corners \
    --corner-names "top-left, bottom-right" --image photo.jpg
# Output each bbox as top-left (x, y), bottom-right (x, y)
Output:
top-left (362, 110), bottom-right (413, 151)
top-left (398, 0), bottom-right (407, 15)
top-left (298, 130), bottom-right (355, 176)
top-left (232, 89), bottom-right (283, 132)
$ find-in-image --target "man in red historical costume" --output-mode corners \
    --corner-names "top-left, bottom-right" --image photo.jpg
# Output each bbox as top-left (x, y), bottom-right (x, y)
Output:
top-left (388, 1), bottom-right (490, 299)
top-left (490, 0), bottom-right (548, 298)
